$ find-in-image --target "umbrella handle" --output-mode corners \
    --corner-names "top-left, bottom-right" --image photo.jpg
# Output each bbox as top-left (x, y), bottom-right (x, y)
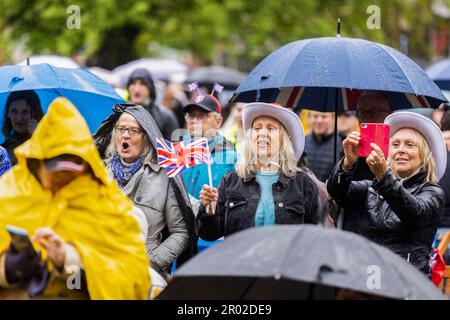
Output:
top-left (337, 18), bottom-right (341, 37)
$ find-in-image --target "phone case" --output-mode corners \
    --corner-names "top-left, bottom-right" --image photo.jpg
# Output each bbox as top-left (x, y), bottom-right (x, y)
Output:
top-left (359, 123), bottom-right (390, 158)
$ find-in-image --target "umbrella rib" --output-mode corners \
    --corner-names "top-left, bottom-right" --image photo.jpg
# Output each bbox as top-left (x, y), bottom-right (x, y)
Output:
top-left (238, 278), bottom-right (256, 300)
top-left (280, 39), bottom-right (316, 90)
top-left (275, 230), bottom-right (306, 279)
top-left (379, 46), bottom-right (414, 94)
top-left (46, 64), bottom-right (64, 96)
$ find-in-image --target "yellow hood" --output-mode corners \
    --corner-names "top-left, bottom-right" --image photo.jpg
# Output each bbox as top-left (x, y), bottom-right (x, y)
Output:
top-left (0, 97), bottom-right (150, 299)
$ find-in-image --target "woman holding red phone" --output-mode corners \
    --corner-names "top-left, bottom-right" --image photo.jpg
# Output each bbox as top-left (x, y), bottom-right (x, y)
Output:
top-left (327, 111), bottom-right (446, 274)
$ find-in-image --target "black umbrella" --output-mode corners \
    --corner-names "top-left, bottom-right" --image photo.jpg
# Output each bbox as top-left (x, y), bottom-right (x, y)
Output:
top-left (230, 20), bottom-right (447, 164)
top-left (187, 65), bottom-right (247, 88)
top-left (158, 225), bottom-right (444, 300)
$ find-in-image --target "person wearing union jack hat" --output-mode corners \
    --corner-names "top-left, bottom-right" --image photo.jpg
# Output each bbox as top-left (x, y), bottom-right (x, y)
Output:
top-left (181, 89), bottom-right (237, 200)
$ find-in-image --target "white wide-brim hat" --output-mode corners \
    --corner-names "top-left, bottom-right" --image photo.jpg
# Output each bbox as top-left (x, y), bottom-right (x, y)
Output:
top-left (384, 111), bottom-right (447, 181)
top-left (242, 102), bottom-right (305, 160)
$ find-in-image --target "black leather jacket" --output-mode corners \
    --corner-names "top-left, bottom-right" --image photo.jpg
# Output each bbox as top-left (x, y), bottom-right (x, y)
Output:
top-left (327, 158), bottom-right (445, 274)
top-left (196, 170), bottom-right (320, 241)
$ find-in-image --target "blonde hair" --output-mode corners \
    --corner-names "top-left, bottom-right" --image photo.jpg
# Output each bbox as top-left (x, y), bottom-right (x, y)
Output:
top-left (235, 120), bottom-right (301, 179)
top-left (388, 128), bottom-right (437, 183)
top-left (105, 125), bottom-right (153, 163)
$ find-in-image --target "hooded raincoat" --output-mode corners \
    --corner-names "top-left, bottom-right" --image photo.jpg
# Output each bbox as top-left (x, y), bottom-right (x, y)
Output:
top-left (0, 97), bottom-right (150, 299)
top-left (94, 104), bottom-right (198, 270)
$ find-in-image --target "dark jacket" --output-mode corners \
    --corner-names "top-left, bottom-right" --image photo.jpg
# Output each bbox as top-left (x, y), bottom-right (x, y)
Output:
top-left (1, 133), bottom-right (29, 165)
top-left (304, 132), bottom-right (344, 182)
top-left (93, 104), bottom-right (197, 268)
top-left (127, 68), bottom-right (179, 140)
top-left (439, 152), bottom-right (450, 227)
top-left (196, 170), bottom-right (320, 241)
top-left (327, 158), bottom-right (445, 274)
top-left (341, 158), bottom-right (375, 232)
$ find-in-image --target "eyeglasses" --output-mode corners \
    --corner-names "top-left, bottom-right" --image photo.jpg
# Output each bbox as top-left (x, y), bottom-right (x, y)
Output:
top-left (114, 125), bottom-right (143, 137)
top-left (356, 109), bottom-right (390, 119)
top-left (185, 111), bottom-right (214, 121)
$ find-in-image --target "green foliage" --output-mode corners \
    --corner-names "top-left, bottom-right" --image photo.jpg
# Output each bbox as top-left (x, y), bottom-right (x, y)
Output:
top-left (0, 0), bottom-right (444, 68)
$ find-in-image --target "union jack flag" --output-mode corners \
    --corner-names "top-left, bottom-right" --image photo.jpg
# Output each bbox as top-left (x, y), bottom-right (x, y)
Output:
top-left (156, 137), bottom-right (213, 177)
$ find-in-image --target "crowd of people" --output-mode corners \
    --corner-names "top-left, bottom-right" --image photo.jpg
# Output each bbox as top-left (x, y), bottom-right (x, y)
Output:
top-left (0, 65), bottom-right (449, 299)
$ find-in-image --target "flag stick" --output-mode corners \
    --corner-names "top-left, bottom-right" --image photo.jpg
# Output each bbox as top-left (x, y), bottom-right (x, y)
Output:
top-left (207, 163), bottom-right (213, 188)
top-left (206, 162), bottom-right (216, 215)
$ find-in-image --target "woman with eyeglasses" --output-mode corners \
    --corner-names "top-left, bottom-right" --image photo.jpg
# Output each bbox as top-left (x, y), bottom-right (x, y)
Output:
top-left (95, 103), bottom-right (195, 283)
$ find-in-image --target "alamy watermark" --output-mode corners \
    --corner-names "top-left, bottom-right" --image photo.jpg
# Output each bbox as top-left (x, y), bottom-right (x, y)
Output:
top-left (366, 265), bottom-right (381, 290)
top-left (366, 5), bottom-right (381, 30)
top-left (66, 5), bottom-right (81, 30)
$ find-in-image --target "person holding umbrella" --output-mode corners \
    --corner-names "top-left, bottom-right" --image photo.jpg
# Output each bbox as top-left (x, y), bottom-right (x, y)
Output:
top-left (351, 90), bottom-right (393, 181)
top-left (340, 90), bottom-right (393, 232)
top-left (1, 90), bottom-right (43, 165)
top-left (327, 111), bottom-right (446, 274)
top-left (197, 103), bottom-right (320, 241)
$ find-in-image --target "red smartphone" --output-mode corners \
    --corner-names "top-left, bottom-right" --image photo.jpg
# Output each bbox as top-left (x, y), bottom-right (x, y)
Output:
top-left (359, 123), bottom-right (390, 158)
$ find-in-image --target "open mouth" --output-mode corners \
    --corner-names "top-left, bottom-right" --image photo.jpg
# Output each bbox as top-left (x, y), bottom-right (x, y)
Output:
top-left (121, 141), bottom-right (130, 151)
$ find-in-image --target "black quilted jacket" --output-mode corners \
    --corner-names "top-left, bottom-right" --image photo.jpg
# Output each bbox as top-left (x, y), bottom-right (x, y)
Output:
top-left (327, 158), bottom-right (445, 274)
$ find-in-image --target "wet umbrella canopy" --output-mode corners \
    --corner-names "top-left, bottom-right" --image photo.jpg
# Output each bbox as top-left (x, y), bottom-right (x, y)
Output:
top-left (0, 63), bottom-right (124, 142)
top-left (230, 34), bottom-right (447, 164)
top-left (159, 225), bottom-right (445, 300)
top-left (231, 36), bottom-right (447, 112)
top-left (426, 58), bottom-right (450, 91)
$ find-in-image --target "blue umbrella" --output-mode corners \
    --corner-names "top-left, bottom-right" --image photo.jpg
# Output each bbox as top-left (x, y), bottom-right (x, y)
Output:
top-left (231, 36), bottom-right (447, 112)
top-left (0, 63), bottom-right (125, 142)
top-left (426, 58), bottom-right (450, 90)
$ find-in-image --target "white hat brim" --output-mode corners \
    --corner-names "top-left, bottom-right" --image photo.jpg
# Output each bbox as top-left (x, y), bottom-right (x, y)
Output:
top-left (242, 103), bottom-right (304, 160)
top-left (384, 111), bottom-right (447, 181)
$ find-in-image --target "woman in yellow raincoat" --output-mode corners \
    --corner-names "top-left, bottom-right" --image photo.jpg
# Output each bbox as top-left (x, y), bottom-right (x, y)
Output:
top-left (0, 97), bottom-right (150, 299)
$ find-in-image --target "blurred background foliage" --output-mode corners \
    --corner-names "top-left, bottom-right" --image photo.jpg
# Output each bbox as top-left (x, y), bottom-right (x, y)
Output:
top-left (1, 0), bottom-right (449, 70)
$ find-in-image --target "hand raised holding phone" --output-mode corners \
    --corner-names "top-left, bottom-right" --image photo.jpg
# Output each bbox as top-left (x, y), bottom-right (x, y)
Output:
top-left (359, 123), bottom-right (390, 157)
top-left (342, 131), bottom-right (361, 170)
top-left (5, 226), bottom-right (41, 284)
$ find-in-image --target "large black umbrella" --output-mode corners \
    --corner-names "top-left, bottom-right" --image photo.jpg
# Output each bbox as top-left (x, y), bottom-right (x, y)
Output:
top-left (158, 225), bottom-right (444, 300)
top-left (230, 22), bottom-right (447, 164)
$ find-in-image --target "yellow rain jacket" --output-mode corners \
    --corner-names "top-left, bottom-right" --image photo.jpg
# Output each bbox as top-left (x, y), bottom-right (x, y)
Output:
top-left (0, 97), bottom-right (150, 299)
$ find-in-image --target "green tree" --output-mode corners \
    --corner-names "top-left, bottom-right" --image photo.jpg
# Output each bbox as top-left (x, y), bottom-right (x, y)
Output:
top-left (0, 0), bottom-right (444, 69)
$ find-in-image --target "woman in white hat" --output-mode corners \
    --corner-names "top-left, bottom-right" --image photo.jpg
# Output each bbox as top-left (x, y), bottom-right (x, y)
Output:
top-left (327, 111), bottom-right (446, 274)
top-left (197, 103), bottom-right (320, 241)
